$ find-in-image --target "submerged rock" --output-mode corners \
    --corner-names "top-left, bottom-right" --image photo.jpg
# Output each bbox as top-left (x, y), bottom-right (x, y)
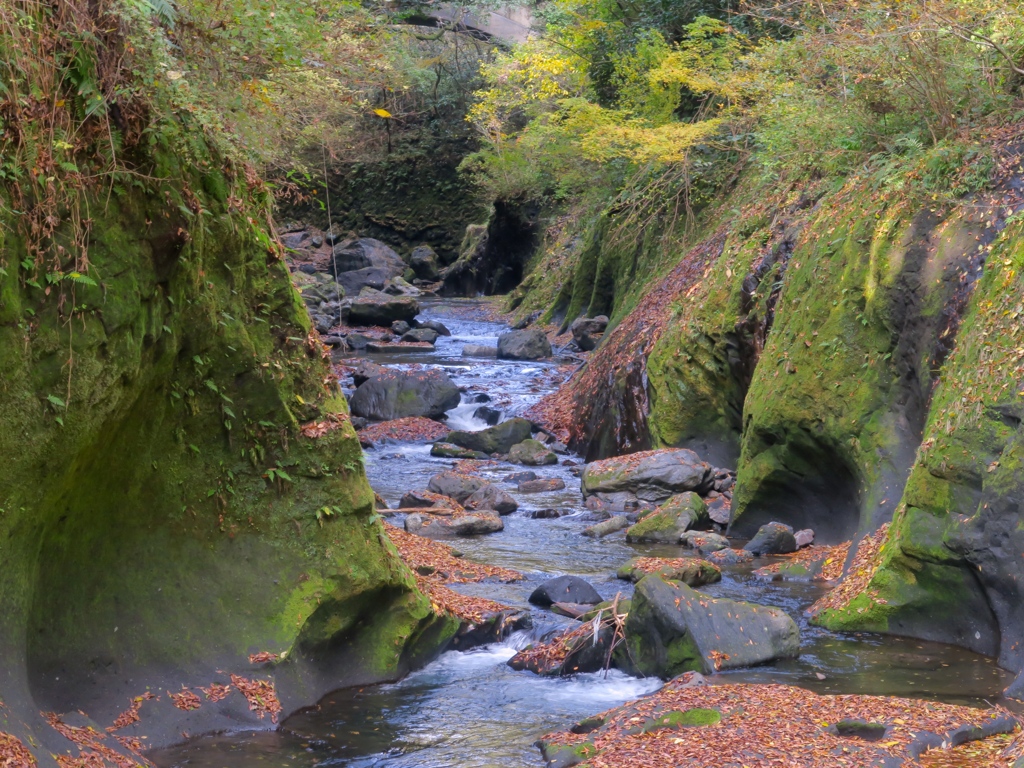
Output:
top-left (529, 575), bottom-right (603, 607)
top-left (517, 478), bottom-right (566, 493)
top-left (508, 438), bottom-right (558, 466)
top-left (581, 516), bottom-right (630, 538)
top-left (430, 442), bottom-right (488, 459)
top-left (349, 368), bottom-right (460, 420)
top-left (447, 417), bottom-right (533, 455)
top-left (496, 328), bottom-right (552, 360)
top-left (625, 492), bottom-right (707, 544)
top-left (744, 522), bottom-right (798, 556)
top-left (620, 575), bottom-right (800, 678)
top-left (462, 344), bottom-right (498, 357)
top-left (580, 448), bottom-right (714, 508)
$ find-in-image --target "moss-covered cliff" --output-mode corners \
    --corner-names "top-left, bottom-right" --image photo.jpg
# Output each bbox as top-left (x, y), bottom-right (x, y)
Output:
top-left (522, 136), bottom-right (1024, 694)
top-left (0, 14), bottom-right (456, 759)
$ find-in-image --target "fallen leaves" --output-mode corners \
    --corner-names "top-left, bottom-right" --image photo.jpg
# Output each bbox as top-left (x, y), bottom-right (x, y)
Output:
top-left (169, 688), bottom-right (202, 712)
top-left (248, 651), bottom-right (280, 665)
top-left (230, 675), bottom-right (282, 723)
top-left (418, 580), bottom-right (514, 624)
top-left (43, 712), bottom-right (135, 768)
top-left (106, 692), bottom-right (155, 732)
top-left (808, 523), bottom-right (890, 618)
top-left (0, 732), bottom-right (36, 768)
top-left (754, 541), bottom-right (851, 582)
top-left (541, 682), bottom-right (1021, 768)
top-left (356, 417), bottom-right (450, 447)
top-left (384, 523), bottom-right (522, 584)
top-left (299, 412), bottom-right (348, 439)
top-left (200, 683), bottom-right (232, 702)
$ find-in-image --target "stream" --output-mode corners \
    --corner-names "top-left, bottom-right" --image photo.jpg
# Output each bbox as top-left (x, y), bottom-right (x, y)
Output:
top-left (150, 299), bottom-right (1014, 768)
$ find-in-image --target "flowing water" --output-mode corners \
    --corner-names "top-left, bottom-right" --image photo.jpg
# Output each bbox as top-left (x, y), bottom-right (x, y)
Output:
top-left (150, 299), bottom-right (1014, 768)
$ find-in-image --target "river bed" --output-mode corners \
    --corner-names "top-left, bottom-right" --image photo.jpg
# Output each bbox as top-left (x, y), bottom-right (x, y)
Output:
top-left (150, 300), bottom-right (1013, 768)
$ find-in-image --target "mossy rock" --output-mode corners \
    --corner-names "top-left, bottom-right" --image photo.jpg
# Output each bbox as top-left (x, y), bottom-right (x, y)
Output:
top-left (625, 492), bottom-right (707, 544)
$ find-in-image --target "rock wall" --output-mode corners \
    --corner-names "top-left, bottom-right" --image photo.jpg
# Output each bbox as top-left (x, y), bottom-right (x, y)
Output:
top-left (0, 149), bottom-right (455, 764)
top-left (525, 150), bottom-right (1024, 688)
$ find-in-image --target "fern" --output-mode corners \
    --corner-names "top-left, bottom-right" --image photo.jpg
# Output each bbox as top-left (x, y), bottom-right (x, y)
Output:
top-left (147, 0), bottom-right (177, 28)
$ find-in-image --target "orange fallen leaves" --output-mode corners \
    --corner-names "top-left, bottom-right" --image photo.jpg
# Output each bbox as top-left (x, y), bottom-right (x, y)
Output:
top-left (542, 682), bottom-right (1020, 768)
top-left (808, 524), bottom-right (889, 617)
top-left (356, 417), bottom-right (450, 447)
top-left (754, 541), bottom-right (851, 582)
top-left (200, 683), bottom-right (232, 702)
top-left (299, 412), bottom-right (348, 439)
top-left (418, 579), bottom-right (514, 624)
top-left (169, 688), bottom-right (202, 712)
top-left (384, 523), bottom-right (522, 585)
top-left (106, 692), bottom-right (156, 733)
top-left (230, 675), bottom-right (282, 723)
top-left (0, 731), bottom-right (36, 768)
top-left (248, 652), bottom-right (279, 665)
top-left (43, 712), bottom-right (135, 768)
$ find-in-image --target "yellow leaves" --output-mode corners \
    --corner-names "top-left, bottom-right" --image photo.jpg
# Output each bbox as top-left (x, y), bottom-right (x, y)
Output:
top-left (372, 108), bottom-right (392, 118)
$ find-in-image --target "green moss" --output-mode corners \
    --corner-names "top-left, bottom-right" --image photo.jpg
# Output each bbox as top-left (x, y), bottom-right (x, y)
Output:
top-left (0, 136), bottom-right (454, 755)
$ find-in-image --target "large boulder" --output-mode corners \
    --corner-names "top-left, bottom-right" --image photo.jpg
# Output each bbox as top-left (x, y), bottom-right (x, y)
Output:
top-left (529, 575), bottom-right (603, 607)
top-left (446, 417), bottom-right (533, 455)
top-left (418, 319), bottom-right (451, 336)
top-left (347, 294), bottom-right (420, 326)
top-left (496, 329), bottom-right (552, 360)
top-left (349, 368), bottom-right (460, 421)
top-left (619, 575), bottom-right (800, 678)
top-left (508, 439), bottom-right (557, 466)
top-left (464, 484), bottom-right (518, 515)
top-left (679, 530), bottom-right (730, 553)
top-left (616, 557), bottom-right (721, 587)
top-left (427, 471), bottom-right (492, 503)
top-left (335, 267), bottom-right (390, 295)
top-left (409, 244), bottom-right (440, 281)
top-left (625, 493), bottom-right (707, 544)
top-left (580, 448), bottom-right (713, 508)
top-left (405, 512), bottom-right (503, 537)
top-left (744, 522), bottom-right (798, 556)
top-left (402, 328), bottom-right (439, 345)
top-left (399, 490), bottom-right (463, 512)
top-left (570, 315), bottom-right (608, 352)
top-left (329, 237), bottom-right (406, 276)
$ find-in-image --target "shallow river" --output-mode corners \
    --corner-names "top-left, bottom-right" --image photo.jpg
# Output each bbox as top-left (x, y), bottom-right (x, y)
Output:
top-left (150, 300), bottom-right (1013, 768)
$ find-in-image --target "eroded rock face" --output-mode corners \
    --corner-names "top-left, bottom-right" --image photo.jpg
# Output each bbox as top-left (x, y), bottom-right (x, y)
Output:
top-left (349, 368), bottom-right (460, 420)
top-left (619, 575), bottom-right (799, 678)
top-left (497, 329), bottom-right (552, 360)
top-left (581, 449), bottom-right (713, 508)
